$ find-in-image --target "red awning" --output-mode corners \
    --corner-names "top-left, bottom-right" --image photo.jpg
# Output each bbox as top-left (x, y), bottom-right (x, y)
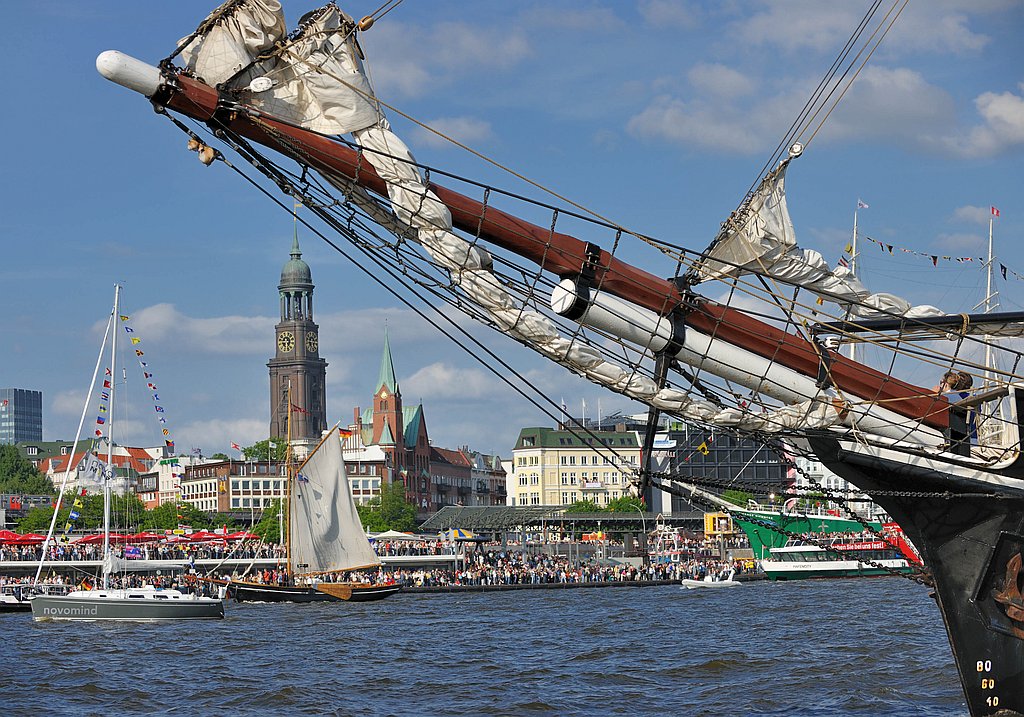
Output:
top-left (1, 532), bottom-right (47, 545)
top-left (225, 531), bottom-right (260, 541)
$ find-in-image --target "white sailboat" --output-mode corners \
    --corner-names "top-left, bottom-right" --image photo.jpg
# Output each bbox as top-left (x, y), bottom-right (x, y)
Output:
top-left (229, 424), bottom-right (399, 602)
top-left (31, 285), bottom-right (224, 621)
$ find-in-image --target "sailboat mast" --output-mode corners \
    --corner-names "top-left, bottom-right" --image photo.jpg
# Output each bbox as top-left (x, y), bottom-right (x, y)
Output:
top-left (284, 380), bottom-right (292, 578)
top-left (984, 215), bottom-right (997, 387)
top-left (848, 206), bottom-right (859, 363)
top-left (102, 284), bottom-right (120, 590)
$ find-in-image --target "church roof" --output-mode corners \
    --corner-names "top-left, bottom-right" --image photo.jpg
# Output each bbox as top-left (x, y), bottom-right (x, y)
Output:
top-left (377, 421), bottom-right (396, 446)
top-left (402, 404), bottom-right (423, 446)
top-left (376, 330), bottom-right (398, 394)
top-left (279, 232), bottom-right (312, 289)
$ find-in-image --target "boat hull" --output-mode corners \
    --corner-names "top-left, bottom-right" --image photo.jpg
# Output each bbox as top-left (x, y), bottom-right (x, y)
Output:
top-left (760, 561), bottom-right (913, 581)
top-left (30, 594), bottom-right (224, 621)
top-left (810, 436), bottom-right (1024, 717)
top-left (231, 581), bottom-right (400, 603)
top-left (680, 579), bottom-right (740, 589)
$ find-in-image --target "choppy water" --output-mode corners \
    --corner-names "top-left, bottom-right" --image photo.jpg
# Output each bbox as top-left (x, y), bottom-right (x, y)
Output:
top-left (2, 578), bottom-right (964, 716)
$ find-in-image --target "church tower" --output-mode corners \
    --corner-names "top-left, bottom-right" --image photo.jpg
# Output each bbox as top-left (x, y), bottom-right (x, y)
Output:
top-left (372, 330), bottom-right (405, 462)
top-left (268, 234), bottom-right (328, 441)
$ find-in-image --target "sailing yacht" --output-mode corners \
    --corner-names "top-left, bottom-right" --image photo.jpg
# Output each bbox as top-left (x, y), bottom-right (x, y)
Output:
top-left (228, 425), bottom-right (399, 603)
top-left (31, 286), bottom-right (224, 621)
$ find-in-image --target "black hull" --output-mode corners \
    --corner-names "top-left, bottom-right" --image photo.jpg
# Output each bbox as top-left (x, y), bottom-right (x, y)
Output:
top-left (810, 437), bottom-right (1024, 717)
top-left (231, 581), bottom-right (400, 603)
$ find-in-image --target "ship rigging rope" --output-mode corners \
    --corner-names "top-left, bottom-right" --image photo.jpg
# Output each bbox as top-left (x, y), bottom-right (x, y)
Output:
top-left (164, 113), bottom-right (654, 474)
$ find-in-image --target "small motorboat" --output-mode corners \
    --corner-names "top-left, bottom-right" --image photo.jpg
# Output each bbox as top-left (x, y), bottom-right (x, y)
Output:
top-left (680, 569), bottom-right (741, 589)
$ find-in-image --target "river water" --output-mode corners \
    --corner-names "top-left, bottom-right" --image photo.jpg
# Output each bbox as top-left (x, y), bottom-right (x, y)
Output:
top-left (2, 577), bottom-right (965, 716)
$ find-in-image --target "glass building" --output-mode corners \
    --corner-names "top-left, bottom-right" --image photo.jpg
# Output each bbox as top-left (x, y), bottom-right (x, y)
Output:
top-left (0, 388), bottom-right (43, 444)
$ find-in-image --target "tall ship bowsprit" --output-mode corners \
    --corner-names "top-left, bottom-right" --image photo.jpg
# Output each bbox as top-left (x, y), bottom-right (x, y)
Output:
top-left (95, 2), bottom-right (1020, 714)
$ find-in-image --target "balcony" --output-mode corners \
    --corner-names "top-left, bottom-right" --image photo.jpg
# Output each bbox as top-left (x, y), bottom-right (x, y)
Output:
top-left (581, 481), bottom-right (604, 492)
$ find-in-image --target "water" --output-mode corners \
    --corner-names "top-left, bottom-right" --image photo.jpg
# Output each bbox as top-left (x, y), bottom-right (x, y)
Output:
top-left (2, 578), bottom-right (965, 716)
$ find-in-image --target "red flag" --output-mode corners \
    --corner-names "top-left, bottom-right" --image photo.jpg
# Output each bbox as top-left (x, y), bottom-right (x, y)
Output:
top-left (991, 206), bottom-right (1000, 217)
top-left (290, 403), bottom-right (309, 415)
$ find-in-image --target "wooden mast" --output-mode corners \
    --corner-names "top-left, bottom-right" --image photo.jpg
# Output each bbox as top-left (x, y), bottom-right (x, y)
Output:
top-left (156, 72), bottom-right (946, 430)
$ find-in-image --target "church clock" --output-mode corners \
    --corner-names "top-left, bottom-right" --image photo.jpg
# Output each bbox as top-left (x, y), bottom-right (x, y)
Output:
top-left (278, 331), bottom-right (295, 352)
top-left (305, 332), bottom-right (318, 352)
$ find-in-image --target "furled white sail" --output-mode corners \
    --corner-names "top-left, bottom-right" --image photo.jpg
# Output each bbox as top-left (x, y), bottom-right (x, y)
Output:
top-left (250, 4), bottom-right (381, 135)
top-left (177, 0), bottom-right (286, 87)
top-left (693, 155), bottom-right (943, 320)
top-left (289, 427), bottom-right (380, 575)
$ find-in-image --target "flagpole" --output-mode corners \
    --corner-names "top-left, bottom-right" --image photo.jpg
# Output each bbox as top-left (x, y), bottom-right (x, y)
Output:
top-left (848, 201), bottom-right (862, 363)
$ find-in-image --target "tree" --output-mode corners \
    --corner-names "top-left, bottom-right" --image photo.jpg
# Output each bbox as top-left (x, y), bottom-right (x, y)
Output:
top-left (357, 480), bottom-right (417, 532)
top-left (0, 445), bottom-right (55, 495)
top-left (722, 489), bottom-right (754, 508)
top-left (210, 452), bottom-right (229, 461)
top-left (139, 500), bottom-right (212, 531)
top-left (242, 438), bottom-right (289, 462)
top-left (606, 496), bottom-right (644, 513)
top-left (252, 499), bottom-right (283, 543)
top-left (564, 499), bottom-right (603, 514)
top-left (18, 491), bottom-right (144, 533)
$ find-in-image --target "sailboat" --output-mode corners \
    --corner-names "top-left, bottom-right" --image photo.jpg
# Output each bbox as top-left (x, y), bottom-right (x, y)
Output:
top-left (227, 425), bottom-right (400, 603)
top-left (95, 2), bottom-right (1021, 713)
top-left (31, 285), bottom-right (224, 621)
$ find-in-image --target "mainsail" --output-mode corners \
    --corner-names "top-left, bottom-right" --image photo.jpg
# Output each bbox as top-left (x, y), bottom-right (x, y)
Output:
top-left (288, 426), bottom-right (380, 576)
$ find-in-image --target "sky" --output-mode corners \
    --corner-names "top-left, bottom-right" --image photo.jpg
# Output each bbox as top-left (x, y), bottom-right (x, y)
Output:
top-left (2, 0), bottom-right (1022, 460)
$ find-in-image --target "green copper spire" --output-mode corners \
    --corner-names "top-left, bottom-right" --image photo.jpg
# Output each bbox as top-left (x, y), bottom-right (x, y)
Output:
top-left (377, 329), bottom-right (398, 394)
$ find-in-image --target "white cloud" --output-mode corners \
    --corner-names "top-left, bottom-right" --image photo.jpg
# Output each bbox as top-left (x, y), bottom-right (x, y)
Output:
top-left (176, 417), bottom-right (269, 453)
top-left (123, 303), bottom-right (273, 356)
top-left (404, 362), bottom-right (496, 400)
top-left (948, 86), bottom-right (1024, 157)
top-left (412, 116), bottom-right (494, 150)
top-left (364, 21), bottom-right (531, 98)
top-left (733, 1), bottom-right (990, 56)
top-left (933, 232), bottom-right (986, 252)
top-left (687, 63), bottom-right (755, 98)
top-left (953, 205), bottom-right (997, 225)
top-left (639, 0), bottom-right (701, 30)
top-left (818, 66), bottom-right (956, 147)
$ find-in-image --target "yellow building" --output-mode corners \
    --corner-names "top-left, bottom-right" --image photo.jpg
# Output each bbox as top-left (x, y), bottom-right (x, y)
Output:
top-left (510, 427), bottom-right (641, 507)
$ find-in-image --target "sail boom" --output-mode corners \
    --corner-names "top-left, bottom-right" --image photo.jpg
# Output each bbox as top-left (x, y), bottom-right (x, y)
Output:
top-left (98, 54), bottom-right (944, 428)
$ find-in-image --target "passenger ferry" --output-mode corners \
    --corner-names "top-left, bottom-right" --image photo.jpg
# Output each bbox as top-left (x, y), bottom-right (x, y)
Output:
top-left (760, 525), bottom-right (921, 581)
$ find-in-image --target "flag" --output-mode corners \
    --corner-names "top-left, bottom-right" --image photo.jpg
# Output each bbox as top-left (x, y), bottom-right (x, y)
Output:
top-left (154, 406), bottom-right (164, 413)
top-left (231, 442), bottom-right (241, 451)
top-left (152, 394), bottom-right (160, 401)
top-left (838, 256), bottom-right (849, 268)
top-left (844, 242), bottom-right (853, 254)
top-left (165, 440), bottom-right (175, 449)
top-left (1001, 264), bottom-right (1008, 280)
top-left (337, 429), bottom-right (353, 437)
top-left (147, 383), bottom-right (157, 390)
top-left (135, 349), bottom-right (144, 356)
top-left (125, 545), bottom-right (142, 559)
top-left (296, 472), bottom-right (309, 483)
top-left (124, 326), bottom-right (134, 333)
top-left (103, 380), bottom-right (111, 388)
top-left (290, 403), bottom-right (309, 415)
top-left (104, 368), bottom-right (112, 376)
top-left (269, 441), bottom-right (278, 448)
top-left (96, 416), bottom-right (106, 424)
top-left (130, 337), bottom-right (141, 345)
top-left (100, 391), bottom-right (109, 401)
top-left (697, 441), bottom-right (710, 456)
top-left (992, 206), bottom-right (1000, 218)
top-left (119, 315), bottom-right (129, 322)
top-left (162, 429), bottom-right (169, 436)
top-left (857, 199), bottom-right (869, 209)
top-left (144, 372), bottom-right (153, 379)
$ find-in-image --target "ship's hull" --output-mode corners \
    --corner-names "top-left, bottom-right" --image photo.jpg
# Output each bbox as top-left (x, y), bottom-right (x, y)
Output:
top-left (231, 581), bottom-right (400, 603)
top-left (31, 593), bottom-right (224, 621)
top-left (809, 436), bottom-right (1024, 717)
top-left (760, 559), bottom-right (912, 581)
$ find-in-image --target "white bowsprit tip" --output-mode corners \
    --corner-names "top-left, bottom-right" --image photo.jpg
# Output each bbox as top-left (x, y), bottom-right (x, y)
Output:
top-left (96, 50), bottom-right (163, 97)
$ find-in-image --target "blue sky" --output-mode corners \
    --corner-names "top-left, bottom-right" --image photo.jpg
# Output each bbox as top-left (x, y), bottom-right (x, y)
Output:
top-left (3, 1), bottom-right (1022, 459)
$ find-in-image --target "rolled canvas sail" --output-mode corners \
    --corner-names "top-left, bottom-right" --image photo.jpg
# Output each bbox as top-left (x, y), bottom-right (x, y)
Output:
top-left (289, 428), bottom-right (380, 575)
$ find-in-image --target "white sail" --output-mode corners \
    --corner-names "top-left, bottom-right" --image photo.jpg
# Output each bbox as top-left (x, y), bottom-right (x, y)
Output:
top-left (177, 0), bottom-right (286, 87)
top-left (693, 154), bottom-right (943, 320)
top-left (289, 427), bottom-right (380, 575)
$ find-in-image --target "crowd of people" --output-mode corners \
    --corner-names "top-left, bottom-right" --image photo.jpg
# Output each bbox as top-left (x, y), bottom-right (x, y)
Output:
top-left (0, 541), bottom-right (287, 564)
top-left (3, 533), bottom-right (755, 591)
